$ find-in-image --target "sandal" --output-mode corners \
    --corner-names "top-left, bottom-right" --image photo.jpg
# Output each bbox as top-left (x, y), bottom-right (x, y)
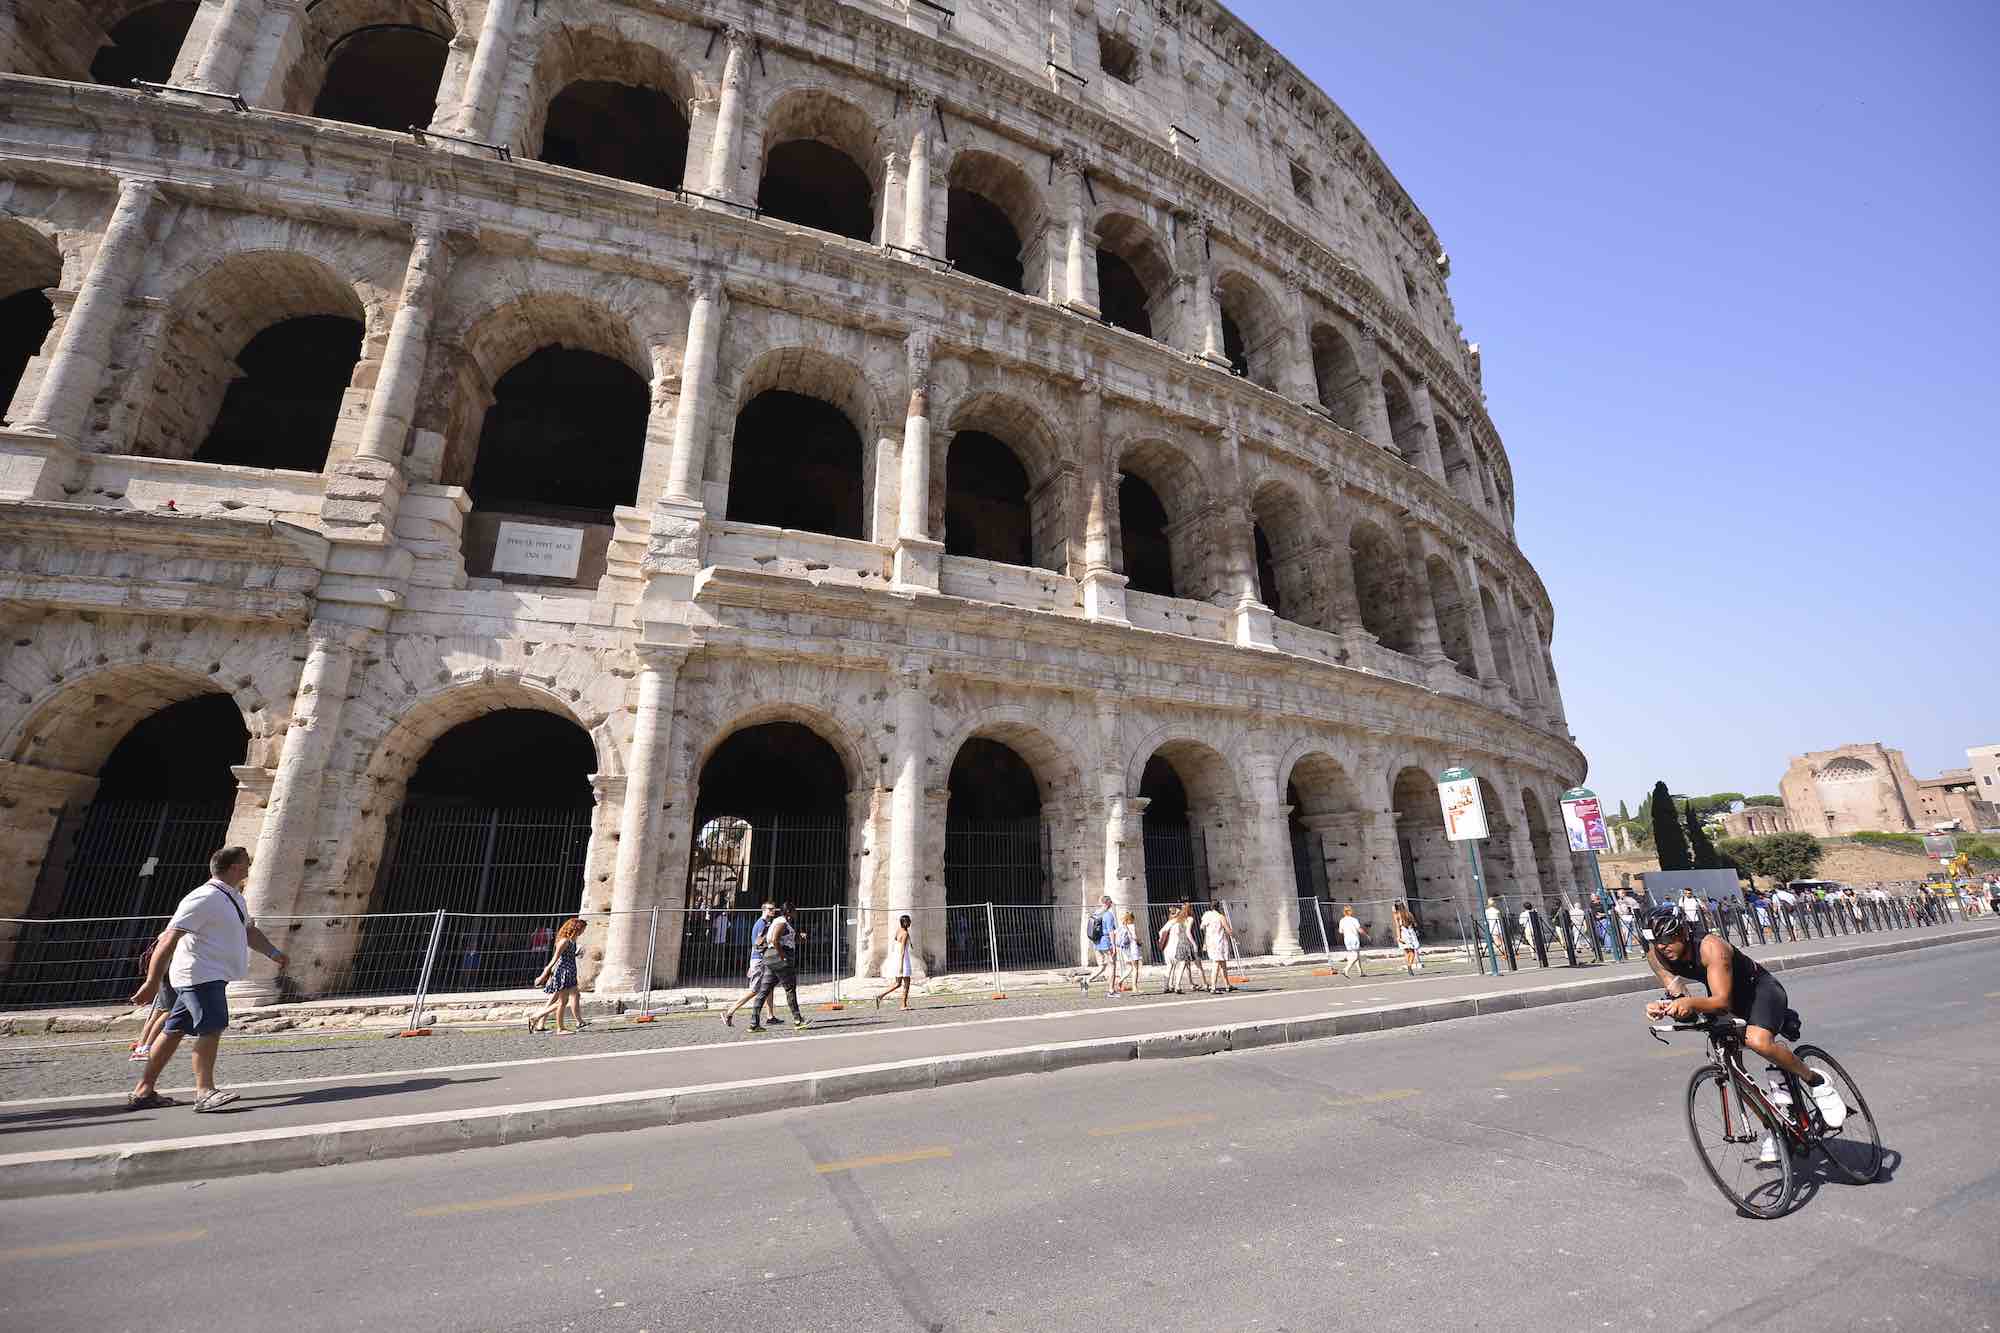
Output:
top-left (126, 1091), bottom-right (180, 1111)
top-left (191, 1090), bottom-right (239, 1113)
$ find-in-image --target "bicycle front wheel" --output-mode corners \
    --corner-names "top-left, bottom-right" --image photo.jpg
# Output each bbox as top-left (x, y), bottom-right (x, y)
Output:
top-left (1686, 1065), bottom-right (1793, 1218)
top-left (1795, 1045), bottom-right (1882, 1184)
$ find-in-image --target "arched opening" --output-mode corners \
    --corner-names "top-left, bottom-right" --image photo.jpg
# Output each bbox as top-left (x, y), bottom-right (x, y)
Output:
top-left (367, 709), bottom-right (596, 992)
top-left (943, 430), bottom-right (1034, 567)
top-left (1220, 309), bottom-right (1247, 377)
top-left (194, 315), bottom-right (365, 471)
top-left (1480, 586), bottom-right (1518, 695)
top-left (1138, 740), bottom-right (1237, 943)
top-left (134, 253), bottom-right (366, 467)
top-left (1425, 555), bottom-right (1478, 678)
top-left (1390, 766), bottom-right (1457, 935)
top-left (1214, 271), bottom-right (1284, 390)
top-left (946, 189), bottom-right (1024, 292)
top-left (1475, 776), bottom-right (1521, 905)
top-left (1251, 482), bottom-right (1327, 630)
top-left (1094, 214), bottom-right (1172, 342)
top-left (1286, 752), bottom-right (1363, 946)
top-left (1436, 417), bottom-right (1479, 507)
top-left (0, 221), bottom-right (61, 422)
top-left (1520, 789), bottom-right (1560, 910)
top-left (1349, 521), bottom-right (1412, 654)
top-left (313, 26), bottom-right (451, 131)
top-left (726, 389), bottom-right (866, 539)
top-left (681, 721), bottom-right (851, 984)
top-left (757, 94), bottom-right (879, 242)
top-left (463, 345), bottom-right (648, 581)
top-left (1117, 472), bottom-right (1174, 596)
top-left (1381, 371), bottom-right (1427, 467)
top-left (90, 1), bottom-right (197, 87)
top-left (1310, 324), bottom-right (1371, 435)
top-left (945, 738), bottom-right (1044, 907)
top-left (539, 80), bottom-right (689, 190)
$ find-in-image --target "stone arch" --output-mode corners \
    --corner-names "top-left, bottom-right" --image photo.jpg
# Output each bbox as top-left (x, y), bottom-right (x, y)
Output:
top-left (1519, 786), bottom-right (1561, 908)
top-left (1390, 763), bottom-right (1459, 930)
top-left (87, 0), bottom-right (198, 87)
top-left (1129, 732), bottom-right (1246, 909)
top-left (127, 250), bottom-right (371, 469)
top-left (1425, 554), bottom-right (1478, 677)
top-left (1349, 518), bottom-right (1413, 654)
top-left (939, 711), bottom-right (1090, 948)
top-left (1436, 416), bottom-right (1479, 507)
top-left (1213, 266), bottom-right (1286, 389)
top-left (1282, 747), bottom-right (1366, 905)
top-left (933, 390), bottom-right (1067, 571)
top-left (1479, 582), bottom-right (1518, 695)
top-left (1114, 435), bottom-right (1212, 600)
top-left (520, 23), bottom-right (693, 191)
top-left (721, 345), bottom-right (881, 540)
top-left (1249, 477), bottom-right (1329, 629)
top-left (944, 148), bottom-right (1047, 294)
top-left (1093, 211), bottom-right (1175, 341)
top-left (356, 675), bottom-right (618, 799)
top-left (5, 659), bottom-right (279, 782)
top-left (1309, 321), bottom-right (1372, 435)
top-left (755, 87), bottom-right (884, 242)
top-left (1380, 365), bottom-right (1427, 467)
top-left (0, 216), bottom-right (63, 422)
top-left (277, 0), bottom-right (458, 132)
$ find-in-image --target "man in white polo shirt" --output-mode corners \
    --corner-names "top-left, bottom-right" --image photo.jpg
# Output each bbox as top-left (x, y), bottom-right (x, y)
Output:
top-left (127, 845), bottom-right (287, 1112)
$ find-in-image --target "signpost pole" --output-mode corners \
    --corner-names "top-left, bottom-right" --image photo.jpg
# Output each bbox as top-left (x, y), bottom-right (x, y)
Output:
top-left (1468, 841), bottom-right (1498, 975)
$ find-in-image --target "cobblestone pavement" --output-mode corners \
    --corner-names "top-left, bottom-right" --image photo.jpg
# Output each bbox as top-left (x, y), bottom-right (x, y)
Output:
top-left (0, 951), bottom-right (1498, 1101)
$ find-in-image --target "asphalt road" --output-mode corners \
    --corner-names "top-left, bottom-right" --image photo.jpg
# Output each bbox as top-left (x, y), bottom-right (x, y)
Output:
top-left (3, 940), bottom-right (1993, 1333)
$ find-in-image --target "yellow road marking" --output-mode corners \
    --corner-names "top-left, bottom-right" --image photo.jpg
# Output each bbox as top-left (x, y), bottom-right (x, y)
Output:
top-left (813, 1146), bottom-right (953, 1174)
top-left (410, 1183), bottom-right (633, 1217)
top-left (0, 1228), bottom-right (207, 1262)
top-left (1502, 1064), bottom-right (1584, 1082)
top-left (1088, 1112), bottom-right (1218, 1137)
top-left (1324, 1089), bottom-right (1421, 1107)
top-left (1986, 991), bottom-right (2000, 999)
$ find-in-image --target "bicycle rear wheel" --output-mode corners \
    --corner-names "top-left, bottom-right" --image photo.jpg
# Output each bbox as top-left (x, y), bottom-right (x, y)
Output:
top-left (1686, 1065), bottom-right (1793, 1218)
top-left (1795, 1045), bottom-right (1882, 1184)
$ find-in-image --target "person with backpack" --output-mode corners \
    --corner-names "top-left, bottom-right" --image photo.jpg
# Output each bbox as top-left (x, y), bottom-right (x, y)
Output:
top-left (746, 902), bottom-right (807, 1033)
top-left (721, 902), bottom-right (778, 1028)
top-left (1078, 895), bottom-right (1121, 996)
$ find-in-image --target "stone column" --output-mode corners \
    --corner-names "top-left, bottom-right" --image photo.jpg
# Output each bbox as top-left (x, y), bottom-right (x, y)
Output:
top-left (1408, 377), bottom-right (1448, 482)
top-left (1242, 743), bottom-right (1301, 955)
top-left (232, 626), bottom-right (359, 1003)
top-left (664, 270), bottom-right (726, 505)
top-left (353, 225), bottom-right (449, 467)
top-left (1398, 515), bottom-right (1446, 662)
top-left (450, 0), bottom-right (519, 141)
top-left (1278, 270), bottom-right (1320, 402)
top-left (884, 658), bottom-right (933, 979)
top-left (893, 328), bottom-right (943, 589)
top-left (1353, 324), bottom-right (1397, 451)
top-left (596, 645), bottom-right (689, 993)
top-left (18, 180), bottom-right (160, 445)
top-left (1185, 215), bottom-right (1229, 366)
top-left (1535, 618), bottom-right (1570, 726)
top-left (703, 26), bottom-right (752, 202)
top-left (1058, 152), bottom-right (1099, 317)
top-left (902, 89), bottom-right (936, 253)
top-left (1076, 385), bottom-right (1127, 621)
top-left (1455, 546), bottom-right (1500, 684)
top-left (187, 0), bottom-right (264, 93)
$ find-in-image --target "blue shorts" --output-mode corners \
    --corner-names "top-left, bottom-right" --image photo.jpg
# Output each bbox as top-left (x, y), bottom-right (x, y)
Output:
top-left (163, 979), bottom-right (230, 1037)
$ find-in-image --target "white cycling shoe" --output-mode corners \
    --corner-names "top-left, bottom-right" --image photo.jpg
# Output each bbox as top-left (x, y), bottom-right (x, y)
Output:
top-left (1758, 1133), bottom-right (1778, 1164)
top-left (1808, 1072), bottom-right (1848, 1128)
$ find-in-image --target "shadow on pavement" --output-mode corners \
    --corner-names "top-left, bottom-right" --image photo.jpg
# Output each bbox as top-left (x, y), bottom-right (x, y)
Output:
top-left (0, 1075), bottom-right (499, 1134)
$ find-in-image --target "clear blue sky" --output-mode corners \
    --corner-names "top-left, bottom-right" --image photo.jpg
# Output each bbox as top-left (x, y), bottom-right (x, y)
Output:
top-left (1234, 0), bottom-right (1998, 815)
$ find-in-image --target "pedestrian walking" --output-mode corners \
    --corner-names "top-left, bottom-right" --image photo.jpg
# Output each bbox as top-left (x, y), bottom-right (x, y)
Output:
top-left (1199, 900), bottom-right (1238, 992)
top-left (1393, 902), bottom-right (1422, 974)
top-left (127, 927), bottom-right (176, 1063)
top-left (1080, 895), bottom-right (1120, 995)
top-left (527, 918), bottom-right (586, 1034)
top-left (874, 914), bottom-right (916, 1011)
top-left (747, 902), bottom-right (807, 1033)
top-left (126, 846), bottom-right (286, 1112)
top-left (721, 902), bottom-right (778, 1027)
top-left (1160, 904), bottom-right (1201, 992)
top-left (1336, 905), bottom-right (1368, 978)
top-left (1484, 897), bottom-right (1506, 956)
top-left (1113, 910), bottom-right (1142, 993)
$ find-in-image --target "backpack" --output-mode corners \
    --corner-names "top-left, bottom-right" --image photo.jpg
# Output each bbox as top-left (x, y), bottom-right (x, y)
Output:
top-left (1087, 912), bottom-right (1105, 946)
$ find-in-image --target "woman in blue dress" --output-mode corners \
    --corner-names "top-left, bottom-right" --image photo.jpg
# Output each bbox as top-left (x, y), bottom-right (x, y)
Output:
top-left (528, 918), bottom-right (586, 1034)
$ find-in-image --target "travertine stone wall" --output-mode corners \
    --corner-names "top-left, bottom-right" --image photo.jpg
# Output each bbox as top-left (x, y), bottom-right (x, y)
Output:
top-left (0, 0), bottom-right (1585, 998)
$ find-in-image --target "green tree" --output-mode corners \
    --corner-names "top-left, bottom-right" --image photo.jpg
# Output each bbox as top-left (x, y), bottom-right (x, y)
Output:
top-left (1744, 795), bottom-right (1783, 808)
top-left (1652, 780), bottom-right (1691, 871)
top-left (1718, 832), bottom-right (1823, 886)
top-left (1617, 799), bottom-right (1631, 821)
top-left (1686, 806), bottom-right (1731, 871)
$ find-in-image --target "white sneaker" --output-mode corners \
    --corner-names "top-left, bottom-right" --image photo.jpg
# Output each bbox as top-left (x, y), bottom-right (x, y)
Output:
top-left (1808, 1073), bottom-right (1847, 1128)
top-left (1758, 1133), bottom-right (1778, 1164)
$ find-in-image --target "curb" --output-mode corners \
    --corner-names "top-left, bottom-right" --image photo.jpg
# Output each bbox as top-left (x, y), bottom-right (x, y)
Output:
top-left (4, 925), bottom-right (1992, 1199)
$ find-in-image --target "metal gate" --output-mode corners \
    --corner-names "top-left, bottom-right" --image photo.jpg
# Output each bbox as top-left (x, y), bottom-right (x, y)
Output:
top-left (1290, 828), bottom-right (1329, 898)
top-left (677, 813), bottom-right (847, 985)
top-left (1143, 822), bottom-right (1209, 904)
top-left (3, 799), bottom-right (234, 1007)
top-left (357, 798), bottom-right (594, 994)
top-left (944, 817), bottom-right (1050, 905)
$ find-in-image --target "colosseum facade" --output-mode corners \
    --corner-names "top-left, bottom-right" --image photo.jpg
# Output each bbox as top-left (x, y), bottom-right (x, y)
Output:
top-left (0, 0), bottom-right (1586, 1001)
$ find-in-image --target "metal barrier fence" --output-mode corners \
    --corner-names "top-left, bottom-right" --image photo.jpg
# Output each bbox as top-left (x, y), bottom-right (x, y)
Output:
top-left (1, 888), bottom-right (1979, 1016)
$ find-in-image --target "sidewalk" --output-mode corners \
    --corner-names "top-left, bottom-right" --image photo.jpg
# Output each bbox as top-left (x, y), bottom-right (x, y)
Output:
top-left (3, 923), bottom-right (1993, 1198)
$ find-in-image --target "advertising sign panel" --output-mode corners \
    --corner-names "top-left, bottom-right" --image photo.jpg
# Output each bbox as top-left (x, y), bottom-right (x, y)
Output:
top-left (1560, 787), bottom-right (1610, 853)
top-left (1438, 767), bottom-right (1489, 842)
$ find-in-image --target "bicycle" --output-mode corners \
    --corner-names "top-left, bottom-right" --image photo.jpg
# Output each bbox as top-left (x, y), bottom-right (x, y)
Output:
top-left (1650, 1011), bottom-right (1882, 1218)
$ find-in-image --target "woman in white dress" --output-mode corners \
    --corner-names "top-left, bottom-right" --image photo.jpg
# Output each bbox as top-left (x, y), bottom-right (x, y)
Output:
top-left (873, 913), bottom-right (915, 1011)
top-left (1393, 902), bottom-right (1422, 975)
top-left (1199, 901), bottom-right (1238, 993)
top-left (1160, 905), bottom-right (1200, 993)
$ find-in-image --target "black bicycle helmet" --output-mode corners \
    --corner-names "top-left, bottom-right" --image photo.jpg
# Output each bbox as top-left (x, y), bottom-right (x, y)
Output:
top-left (1640, 903), bottom-right (1687, 945)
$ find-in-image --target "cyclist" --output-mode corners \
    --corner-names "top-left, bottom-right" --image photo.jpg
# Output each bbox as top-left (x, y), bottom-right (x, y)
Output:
top-left (1639, 904), bottom-right (1846, 1155)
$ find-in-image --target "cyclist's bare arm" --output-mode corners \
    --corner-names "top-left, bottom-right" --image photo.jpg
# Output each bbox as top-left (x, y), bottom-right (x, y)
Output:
top-left (1646, 937), bottom-right (1736, 1021)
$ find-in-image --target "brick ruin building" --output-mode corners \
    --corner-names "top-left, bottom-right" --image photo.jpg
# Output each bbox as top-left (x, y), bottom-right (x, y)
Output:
top-left (0, 0), bottom-right (1585, 1001)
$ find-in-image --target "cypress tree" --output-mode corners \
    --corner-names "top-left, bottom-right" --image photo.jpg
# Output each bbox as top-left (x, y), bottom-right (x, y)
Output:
top-left (1618, 799), bottom-right (1631, 822)
top-left (1687, 805), bottom-right (1726, 871)
top-left (1652, 780), bottom-right (1691, 871)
